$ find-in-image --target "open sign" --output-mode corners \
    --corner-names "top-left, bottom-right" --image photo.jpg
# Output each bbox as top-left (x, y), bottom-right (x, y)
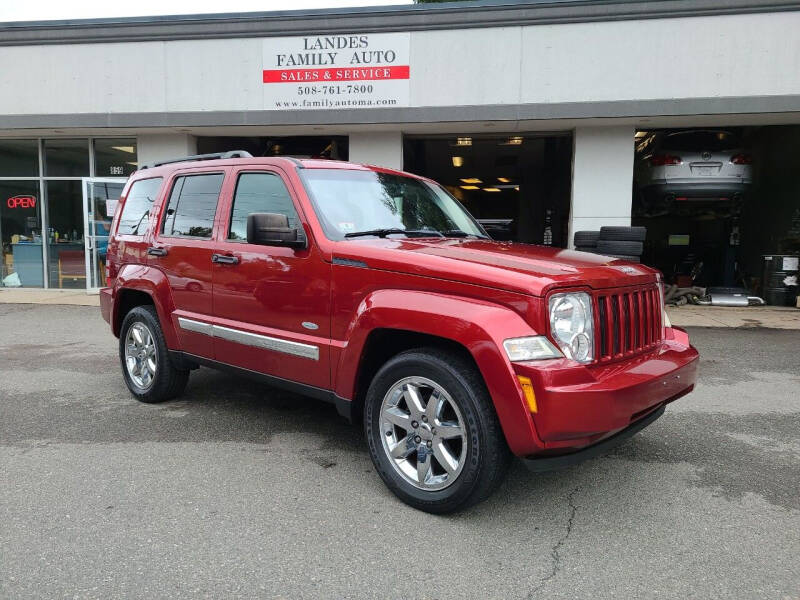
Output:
top-left (7, 195), bottom-right (37, 209)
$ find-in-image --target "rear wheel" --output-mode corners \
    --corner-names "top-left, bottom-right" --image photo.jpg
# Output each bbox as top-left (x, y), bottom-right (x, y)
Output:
top-left (119, 305), bottom-right (189, 403)
top-left (364, 348), bottom-right (511, 513)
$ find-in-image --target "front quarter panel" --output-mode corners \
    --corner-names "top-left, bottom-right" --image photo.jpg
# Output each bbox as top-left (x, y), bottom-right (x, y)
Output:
top-left (335, 289), bottom-right (546, 456)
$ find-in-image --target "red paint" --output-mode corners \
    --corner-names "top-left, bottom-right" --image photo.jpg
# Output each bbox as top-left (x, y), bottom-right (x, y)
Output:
top-left (101, 157), bottom-right (699, 459)
top-left (7, 195), bottom-right (37, 209)
top-left (263, 65), bottom-right (410, 83)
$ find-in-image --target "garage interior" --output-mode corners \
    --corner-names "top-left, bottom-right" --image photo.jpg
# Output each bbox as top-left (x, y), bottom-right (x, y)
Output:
top-left (403, 134), bottom-right (573, 247)
top-left (632, 126), bottom-right (800, 302)
top-left (196, 136), bottom-right (349, 162)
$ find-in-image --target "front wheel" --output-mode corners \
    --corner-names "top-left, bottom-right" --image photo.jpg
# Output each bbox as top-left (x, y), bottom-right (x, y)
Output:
top-left (119, 305), bottom-right (189, 403)
top-left (364, 348), bottom-right (511, 514)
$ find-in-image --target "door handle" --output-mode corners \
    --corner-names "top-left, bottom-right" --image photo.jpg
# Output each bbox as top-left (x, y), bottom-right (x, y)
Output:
top-left (212, 253), bottom-right (240, 265)
top-left (147, 247), bottom-right (168, 257)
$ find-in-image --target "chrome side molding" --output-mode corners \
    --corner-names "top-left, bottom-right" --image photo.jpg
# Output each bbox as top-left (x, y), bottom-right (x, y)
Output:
top-left (177, 317), bottom-right (319, 361)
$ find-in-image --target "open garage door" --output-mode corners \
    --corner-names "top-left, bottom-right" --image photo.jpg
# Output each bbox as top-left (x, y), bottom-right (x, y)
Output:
top-left (403, 134), bottom-right (573, 247)
top-left (633, 126), bottom-right (800, 304)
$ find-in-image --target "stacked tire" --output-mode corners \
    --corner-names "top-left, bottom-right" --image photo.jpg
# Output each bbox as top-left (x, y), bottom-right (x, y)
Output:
top-left (574, 230), bottom-right (600, 253)
top-left (573, 226), bottom-right (646, 263)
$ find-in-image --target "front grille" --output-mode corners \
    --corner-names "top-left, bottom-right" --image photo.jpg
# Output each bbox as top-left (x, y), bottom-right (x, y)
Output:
top-left (595, 286), bottom-right (662, 361)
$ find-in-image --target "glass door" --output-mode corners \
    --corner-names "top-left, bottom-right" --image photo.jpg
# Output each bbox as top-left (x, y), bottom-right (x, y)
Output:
top-left (82, 178), bottom-right (126, 291)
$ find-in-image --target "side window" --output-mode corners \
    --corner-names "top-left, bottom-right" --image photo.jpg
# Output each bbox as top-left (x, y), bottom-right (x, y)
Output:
top-left (116, 177), bottom-right (162, 236)
top-left (228, 172), bottom-right (300, 241)
top-left (161, 173), bottom-right (224, 239)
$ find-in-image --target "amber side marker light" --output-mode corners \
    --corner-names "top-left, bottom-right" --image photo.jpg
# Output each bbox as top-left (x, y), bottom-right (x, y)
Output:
top-left (517, 375), bottom-right (537, 413)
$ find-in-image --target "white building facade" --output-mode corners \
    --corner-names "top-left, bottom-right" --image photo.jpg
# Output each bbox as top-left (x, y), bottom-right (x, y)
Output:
top-left (1, 0), bottom-right (800, 289)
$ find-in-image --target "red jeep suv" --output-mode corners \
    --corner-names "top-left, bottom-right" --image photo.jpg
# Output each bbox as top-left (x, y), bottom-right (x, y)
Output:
top-left (101, 151), bottom-right (699, 513)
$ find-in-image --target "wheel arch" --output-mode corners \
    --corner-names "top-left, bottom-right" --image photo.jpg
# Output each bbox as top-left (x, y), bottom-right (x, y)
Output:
top-left (334, 289), bottom-right (545, 456)
top-left (112, 265), bottom-right (178, 348)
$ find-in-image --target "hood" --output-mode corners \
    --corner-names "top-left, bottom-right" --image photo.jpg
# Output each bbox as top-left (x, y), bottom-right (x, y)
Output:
top-left (332, 238), bottom-right (658, 296)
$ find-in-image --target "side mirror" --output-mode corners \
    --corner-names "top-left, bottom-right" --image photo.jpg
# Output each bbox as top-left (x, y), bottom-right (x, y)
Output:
top-left (246, 213), bottom-right (306, 249)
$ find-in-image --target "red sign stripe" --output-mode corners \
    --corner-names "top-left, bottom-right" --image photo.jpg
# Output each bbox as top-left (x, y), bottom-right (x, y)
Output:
top-left (263, 65), bottom-right (410, 83)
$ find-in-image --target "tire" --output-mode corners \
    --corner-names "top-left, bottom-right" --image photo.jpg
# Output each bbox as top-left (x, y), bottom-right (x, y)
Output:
top-left (596, 240), bottom-right (644, 256)
top-left (599, 226), bottom-right (647, 242)
top-left (573, 230), bottom-right (600, 247)
top-left (119, 305), bottom-right (189, 403)
top-left (603, 254), bottom-right (640, 263)
top-left (364, 348), bottom-right (512, 514)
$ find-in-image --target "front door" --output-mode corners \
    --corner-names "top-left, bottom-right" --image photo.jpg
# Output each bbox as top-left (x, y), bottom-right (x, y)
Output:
top-left (211, 167), bottom-right (331, 390)
top-left (149, 169), bottom-right (228, 360)
top-left (82, 178), bottom-right (126, 291)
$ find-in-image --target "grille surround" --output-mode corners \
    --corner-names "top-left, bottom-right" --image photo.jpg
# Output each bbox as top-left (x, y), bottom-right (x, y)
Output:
top-left (594, 284), bottom-right (663, 362)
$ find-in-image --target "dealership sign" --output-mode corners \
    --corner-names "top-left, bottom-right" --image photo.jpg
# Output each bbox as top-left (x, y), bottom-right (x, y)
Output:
top-left (262, 33), bottom-right (410, 110)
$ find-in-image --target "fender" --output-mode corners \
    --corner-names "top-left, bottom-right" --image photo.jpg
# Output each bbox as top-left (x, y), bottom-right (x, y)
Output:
top-left (112, 264), bottom-right (179, 348)
top-left (334, 289), bottom-right (546, 456)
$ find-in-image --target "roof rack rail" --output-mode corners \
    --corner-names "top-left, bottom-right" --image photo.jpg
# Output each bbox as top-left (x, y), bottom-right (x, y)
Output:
top-left (140, 150), bottom-right (253, 170)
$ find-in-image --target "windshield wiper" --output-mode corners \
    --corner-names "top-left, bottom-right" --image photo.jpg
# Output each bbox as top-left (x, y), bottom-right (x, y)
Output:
top-left (344, 228), bottom-right (444, 239)
top-left (440, 229), bottom-right (481, 238)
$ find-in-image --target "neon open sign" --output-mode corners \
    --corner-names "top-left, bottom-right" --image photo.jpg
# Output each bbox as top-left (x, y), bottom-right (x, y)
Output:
top-left (7, 195), bottom-right (37, 209)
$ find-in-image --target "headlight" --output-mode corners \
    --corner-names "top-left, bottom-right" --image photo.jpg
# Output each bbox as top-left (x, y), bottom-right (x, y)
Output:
top-left (503, 336), bottom-right (562, 362)
top-left (548, 292), bottom-right (594, 363)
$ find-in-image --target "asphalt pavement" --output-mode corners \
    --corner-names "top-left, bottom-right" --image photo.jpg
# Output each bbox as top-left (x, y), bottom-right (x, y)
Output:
top-left (1, 303), bottom-right (798, 599)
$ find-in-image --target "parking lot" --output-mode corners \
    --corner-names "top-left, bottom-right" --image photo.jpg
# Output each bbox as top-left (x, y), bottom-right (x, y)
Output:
top-left (1, 303), bottom-right (798, 599)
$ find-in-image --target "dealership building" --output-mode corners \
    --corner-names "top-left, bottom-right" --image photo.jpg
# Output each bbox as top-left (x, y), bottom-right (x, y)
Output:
top-left (1, 0), bottom-right (799, 294)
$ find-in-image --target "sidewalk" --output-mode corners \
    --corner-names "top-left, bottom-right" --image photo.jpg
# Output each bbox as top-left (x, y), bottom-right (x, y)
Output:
top-left (0, 288), bottom-right (100, 306)
top-left (667, 304), bottom-right (800, 329)
top-left (1, 288), bottom-right (799, 329)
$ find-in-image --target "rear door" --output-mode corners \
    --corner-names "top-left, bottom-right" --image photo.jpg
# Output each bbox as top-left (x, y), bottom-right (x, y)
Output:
top-left (211, 166), bottom-right (331, 390)
top-left (149, 169), bottom-right (228, 359)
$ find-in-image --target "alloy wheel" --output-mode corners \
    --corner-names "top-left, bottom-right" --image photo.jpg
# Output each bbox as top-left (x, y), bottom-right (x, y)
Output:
top-left (124, 322), bottom-right (157, 390)
top-left (379, 376), bottom-right (467, 491)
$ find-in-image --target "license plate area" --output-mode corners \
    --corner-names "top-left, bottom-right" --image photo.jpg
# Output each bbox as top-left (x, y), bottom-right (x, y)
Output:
top-left (690, 163), bottom-right (721, 176)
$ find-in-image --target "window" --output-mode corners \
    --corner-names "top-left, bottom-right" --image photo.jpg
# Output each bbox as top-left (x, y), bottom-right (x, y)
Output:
top-left (161, 173), bottom-right (224, 239)
top-left (94, 138), bottom-right (138, 177)
top-left (0, 140), bottom-right (39, 177)
top-left (43, 139), bottom-right (90, 177)
top-left (117, 178), bottom-right (163, 236)
top-left (229, 172), bottom-right (300, 241)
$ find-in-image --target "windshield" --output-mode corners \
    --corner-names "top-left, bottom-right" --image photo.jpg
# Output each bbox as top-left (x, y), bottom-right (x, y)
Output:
top-left (300, 168), bottom-right (487, 241)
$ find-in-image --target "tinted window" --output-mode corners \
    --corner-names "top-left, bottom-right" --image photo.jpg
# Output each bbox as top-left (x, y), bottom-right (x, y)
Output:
top-left (161, 173), bottom-right (224, 239)
top-left (117, 178), bottom-right (162, 236)
top-left (661, 131), bottom-right (739, 152)
top-left (229, 173), bottom-right (299, 241)
top-left (0, 139), bottom-right (39, 177)
top-left (94, 138), bottom-right (138, 177)
top-left (43, 139), bottom-right (90, 177)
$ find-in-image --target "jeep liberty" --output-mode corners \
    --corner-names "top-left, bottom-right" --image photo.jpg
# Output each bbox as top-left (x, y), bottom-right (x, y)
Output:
top-left (101, 151), bottom-right (699, 513)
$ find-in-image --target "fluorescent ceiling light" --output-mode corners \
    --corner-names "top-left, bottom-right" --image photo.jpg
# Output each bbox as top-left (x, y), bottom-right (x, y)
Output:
top-left (460, 185), bottom-right (480, 190)
top-left (455, 137), bottom-right (472, 146)
top-left (460, 178), bottom-right (482, 184)
top-left (500, 137), bottom-right (523, 146)
top-left (111, 146), bottom-right (136, 153)
top-left (452, 156), bottom-right (464, 167)
top-left (497, 177), bottom-right (511, 183)
top-left (483, 187), bottom-right (501, 192)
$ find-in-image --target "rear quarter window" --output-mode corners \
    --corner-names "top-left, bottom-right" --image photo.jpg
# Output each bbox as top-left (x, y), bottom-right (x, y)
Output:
top-left (116, 177), bottom-right (163, 236)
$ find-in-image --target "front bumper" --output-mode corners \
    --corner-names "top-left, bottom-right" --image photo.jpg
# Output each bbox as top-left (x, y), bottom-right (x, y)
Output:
top-left (523, 404), bottom-right (665, 472)
top-left (513, 329), bottom-right (698, 457)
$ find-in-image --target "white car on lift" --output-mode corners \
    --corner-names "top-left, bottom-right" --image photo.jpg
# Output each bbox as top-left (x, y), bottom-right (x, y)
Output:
top-left (634, 129), bottom-right (752, 206)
